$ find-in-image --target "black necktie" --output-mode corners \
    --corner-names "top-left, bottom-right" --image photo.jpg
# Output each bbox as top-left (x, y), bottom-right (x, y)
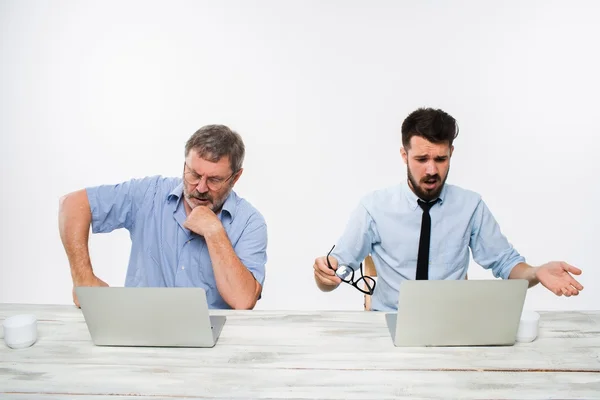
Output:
top-left (416, 199), bottom-right (439, 280)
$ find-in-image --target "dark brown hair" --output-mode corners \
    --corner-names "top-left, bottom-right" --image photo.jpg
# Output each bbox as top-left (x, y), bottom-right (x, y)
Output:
top-left (401, 108), bottom-right (458, 149)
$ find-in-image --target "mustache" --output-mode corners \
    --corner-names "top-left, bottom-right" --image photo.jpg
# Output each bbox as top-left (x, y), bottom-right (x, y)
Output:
top-left (187, 191), bottom-right (212, 202)
top-left (421, 175), bottom-right (440, 182)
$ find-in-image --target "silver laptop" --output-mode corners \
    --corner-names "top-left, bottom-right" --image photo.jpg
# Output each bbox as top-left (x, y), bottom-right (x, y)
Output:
top-left (386, 279), bottom-right (528, 347)
top-left (76, 287), bottom-right (226, 347)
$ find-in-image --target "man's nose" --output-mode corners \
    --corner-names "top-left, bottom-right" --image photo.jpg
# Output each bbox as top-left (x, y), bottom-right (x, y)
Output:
top-left (425, 161), bottom-right (438, 176)
top-left (196, 177), bottom-right (209, 193)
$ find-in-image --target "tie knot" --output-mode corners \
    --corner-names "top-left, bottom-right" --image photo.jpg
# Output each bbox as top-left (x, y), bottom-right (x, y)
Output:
top-left (418, 198), bottom-right (439, 212)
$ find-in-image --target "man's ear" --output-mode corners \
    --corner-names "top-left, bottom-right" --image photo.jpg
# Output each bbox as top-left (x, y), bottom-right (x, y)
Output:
top-left (400, 147), bottom-right (408, 165)
top-left (450, 145), bottom-right (454, 158)
top-left (231, 168), bottom-right (244, 186)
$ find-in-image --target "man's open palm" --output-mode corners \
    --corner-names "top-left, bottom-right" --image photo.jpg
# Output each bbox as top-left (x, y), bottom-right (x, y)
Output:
top-left (537, 262), bottom-right (583, 297)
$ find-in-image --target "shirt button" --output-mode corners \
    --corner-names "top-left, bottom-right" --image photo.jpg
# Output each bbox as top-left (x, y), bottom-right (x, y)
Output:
top-left (181, 265), bottom-right (185, 270)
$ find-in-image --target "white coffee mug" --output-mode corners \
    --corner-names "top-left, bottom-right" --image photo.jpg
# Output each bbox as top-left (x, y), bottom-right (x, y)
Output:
top-left (516, 310), bottom-right (540, 343)
top-left (2, 314), bottom-right (37, 349)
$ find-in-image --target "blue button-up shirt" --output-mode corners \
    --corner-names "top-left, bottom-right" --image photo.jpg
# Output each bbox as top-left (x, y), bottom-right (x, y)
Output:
top-left (331, 181), bottom-right (525, 311)
top-left (86, 176), bottom-right (268, 309)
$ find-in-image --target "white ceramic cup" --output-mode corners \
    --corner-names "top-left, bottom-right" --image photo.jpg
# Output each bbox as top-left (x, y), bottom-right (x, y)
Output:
top-left (2, 314), bottom-right (38, 349)
top-left (516, 310), bottom-right (540, 343)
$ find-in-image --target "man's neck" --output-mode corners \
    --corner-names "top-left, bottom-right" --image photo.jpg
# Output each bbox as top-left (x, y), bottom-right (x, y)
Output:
top-left (184, 200), bottom-right (192, 216)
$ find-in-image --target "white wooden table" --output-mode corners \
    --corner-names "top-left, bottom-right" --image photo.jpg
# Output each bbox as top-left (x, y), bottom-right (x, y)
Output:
top-left (1, 305), bottom-right (599, 399)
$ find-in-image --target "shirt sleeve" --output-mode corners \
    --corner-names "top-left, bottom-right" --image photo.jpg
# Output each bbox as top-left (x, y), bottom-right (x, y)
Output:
top-left (469, 199), bottom-right (525, 279)
top-left (234, 213), bottom-right (268, 287)
top-left (331, 200), bottom-right (381, 271)
top-left (86, 176), bottom-right (158, 233)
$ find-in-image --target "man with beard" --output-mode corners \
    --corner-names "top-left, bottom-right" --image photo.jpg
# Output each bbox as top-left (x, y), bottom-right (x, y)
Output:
top-left (59, 125), bottom-right (266, 310)
top-left (313, 108), bottom-right (583, 311)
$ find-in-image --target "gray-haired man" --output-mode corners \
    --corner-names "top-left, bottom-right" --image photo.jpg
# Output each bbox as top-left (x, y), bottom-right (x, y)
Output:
top-left (59, 125), bottom-right (267, 310)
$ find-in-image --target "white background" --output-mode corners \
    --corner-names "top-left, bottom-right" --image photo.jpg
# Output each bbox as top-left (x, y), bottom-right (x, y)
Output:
top-left (1, 0), bottom-right (598, 311)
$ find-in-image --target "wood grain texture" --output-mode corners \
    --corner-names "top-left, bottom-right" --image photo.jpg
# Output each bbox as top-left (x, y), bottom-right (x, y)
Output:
top-left (1, 304), bottom-right (599, 399)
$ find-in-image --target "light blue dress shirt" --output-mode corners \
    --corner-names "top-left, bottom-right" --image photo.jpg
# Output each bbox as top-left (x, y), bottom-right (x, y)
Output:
top-left (86, 176), bottom-right (267, 309)
top-left (331, 181), bottom-right (525, 311)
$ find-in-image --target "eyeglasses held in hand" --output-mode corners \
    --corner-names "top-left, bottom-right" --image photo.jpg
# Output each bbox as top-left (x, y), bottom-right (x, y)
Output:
top-left (326, 245), bottom-right (376, 296)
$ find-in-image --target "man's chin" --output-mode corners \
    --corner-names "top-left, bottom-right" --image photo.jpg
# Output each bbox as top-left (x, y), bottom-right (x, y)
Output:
top-left (187, 198), bottom-right (213, 210)
top-left (418, 185), bottom-right (443, 201)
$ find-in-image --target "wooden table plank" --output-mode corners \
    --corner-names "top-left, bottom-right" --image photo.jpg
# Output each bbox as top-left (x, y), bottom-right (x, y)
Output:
top-left (1, 363), bottom-right (600, 399)
top-left (1, 339), bottom-right (599, 372)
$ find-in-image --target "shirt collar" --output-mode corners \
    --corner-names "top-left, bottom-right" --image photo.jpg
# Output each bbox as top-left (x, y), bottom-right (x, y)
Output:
top-left (167, 181), bottom-right (237, 220)
top-left (167, 181), bottom-right (185, 202)
top-left (220, 191), bottom-right (237, 220)
top-left (402, 180), bottom-right (447, 210)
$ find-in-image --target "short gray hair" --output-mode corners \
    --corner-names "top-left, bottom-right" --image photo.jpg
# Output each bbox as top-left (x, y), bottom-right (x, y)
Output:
top-left (185, 125), bottom-right (245, 173)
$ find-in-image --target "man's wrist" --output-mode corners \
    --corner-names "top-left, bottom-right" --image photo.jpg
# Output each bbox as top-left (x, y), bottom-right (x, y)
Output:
top-left (203, 224), bottom-right (226, 241)
top-left (530, 265), bottom-right (541, 284)
top-left (72, 268), bottom-right (95, 285)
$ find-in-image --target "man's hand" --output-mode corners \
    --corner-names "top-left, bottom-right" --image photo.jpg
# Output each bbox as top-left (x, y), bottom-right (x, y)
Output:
top-left (536, 261), bottom-right (583, 297)
top-left (183, 206), bottom-right (224, 238)
top-left (72, 275), bottom-right (108, 307)
top-left (313, 255), bottom-right (342, 292)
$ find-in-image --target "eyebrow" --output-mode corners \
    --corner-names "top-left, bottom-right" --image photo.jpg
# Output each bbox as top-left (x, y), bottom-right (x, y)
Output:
top-left (186, 167), bottom-right (227, 180)
top-left (190, 171), bottom-right (224, 179)
top-left (186, 167), bottom-right (202, 177)
top-left (413, 155), bottom-right (448, 159)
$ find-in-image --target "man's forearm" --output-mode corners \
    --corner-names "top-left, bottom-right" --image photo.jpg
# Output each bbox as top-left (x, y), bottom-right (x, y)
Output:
top-left (508, 262), bottom-right (539, 288)
top-left (204, 227), bottom-right (260, 309)
top-left (59, 190), bottom-right (95, 284)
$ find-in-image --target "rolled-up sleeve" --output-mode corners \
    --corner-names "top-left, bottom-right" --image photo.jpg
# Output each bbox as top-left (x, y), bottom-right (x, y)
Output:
top-left (86, 177), bottom-right (157, 233)
top-left (469, 199), bottom-right (525, 279)
top-left (331, 200), bottom-right (380, 271)
top-left (234, 213), bottom-right (268, 286)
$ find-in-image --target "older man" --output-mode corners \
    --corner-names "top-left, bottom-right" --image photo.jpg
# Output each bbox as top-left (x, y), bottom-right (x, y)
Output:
top-left (59, 125), bottom-right (267, 310)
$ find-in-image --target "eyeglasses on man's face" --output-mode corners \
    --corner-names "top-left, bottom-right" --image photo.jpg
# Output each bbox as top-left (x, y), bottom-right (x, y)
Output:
top-left (183, 162), bottom-right (236, 192)
top-left (326, 245), bottom-right (376, 296)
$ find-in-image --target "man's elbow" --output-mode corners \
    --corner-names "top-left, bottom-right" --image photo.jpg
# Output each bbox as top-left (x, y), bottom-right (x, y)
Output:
top-left (230, 282), bottom-right (261, 310)
top-left (230, 295), bottom-right (258, 310)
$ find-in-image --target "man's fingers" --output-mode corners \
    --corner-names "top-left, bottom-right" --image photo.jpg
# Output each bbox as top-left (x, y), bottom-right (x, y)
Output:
top-left (314, 263), bottom-right (335, 277)
top-left (568, 275), bottom-right (584, 291)
top-left (315, 258), bottom-right (336, 274)
top-left (315, 274), bottom-right (340, 287)
top-left (565, 286), bottom-right (578, 296)
top-left (72, 288), bottom-right (81, 308)
top-left (320, 255), bottom-right (338, 271)
top-left (568, 285), bottom-right (580, 296)
top-left (314, 269), bottom-right (341, 286)
top-left (314, 267), bottom-right (339, 282)
top-left (564, 263), bottom-right (582, 275)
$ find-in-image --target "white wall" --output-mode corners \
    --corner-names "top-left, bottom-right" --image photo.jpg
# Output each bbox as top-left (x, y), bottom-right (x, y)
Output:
top-left (1, 0), bottom-right (598, 311)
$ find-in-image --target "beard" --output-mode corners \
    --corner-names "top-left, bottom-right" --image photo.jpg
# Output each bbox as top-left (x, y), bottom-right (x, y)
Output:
top-left (407, 165), bottom-right (448, 202)
top-left (183, 185), bottom-right (231, 213)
